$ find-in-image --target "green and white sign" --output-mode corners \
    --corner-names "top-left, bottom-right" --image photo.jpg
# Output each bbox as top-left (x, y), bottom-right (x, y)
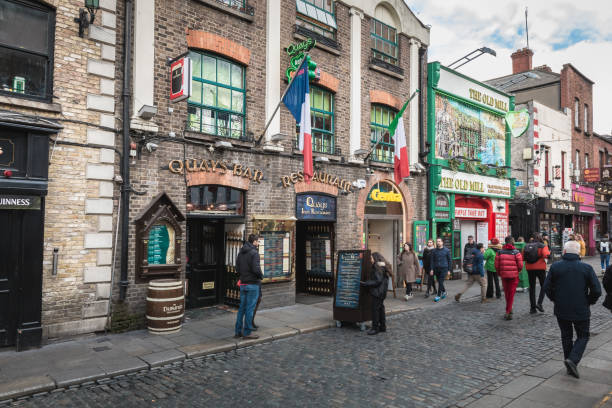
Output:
top-left (505, 109), bottom-right (530, 138)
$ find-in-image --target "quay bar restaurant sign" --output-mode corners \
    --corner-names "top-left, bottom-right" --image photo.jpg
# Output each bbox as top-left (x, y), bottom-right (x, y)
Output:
top-left (280, 170), bottom-right (353, 193)
top-left (438, 169), bottom-right (511, 198)
top-left (296, 194), bottom-right (336, 221)
top-left (168, 159), bottom-right (263, 183)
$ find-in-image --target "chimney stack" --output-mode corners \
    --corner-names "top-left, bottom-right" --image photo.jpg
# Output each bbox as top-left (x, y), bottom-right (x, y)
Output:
top-left (511, 48), bottom-right (533, 74)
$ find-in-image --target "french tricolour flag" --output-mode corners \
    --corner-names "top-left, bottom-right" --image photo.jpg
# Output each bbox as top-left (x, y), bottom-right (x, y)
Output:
top-left (282, 59), bottom-right (313, 183)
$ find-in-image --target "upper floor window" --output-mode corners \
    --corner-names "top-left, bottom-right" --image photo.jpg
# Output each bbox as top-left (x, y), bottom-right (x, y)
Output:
top-left (296, 86), bottom-right (334, 154)
top-left (0, 0), bottom-right (55, 101)
top-left (584, 104), bottom-right (589, 133)
top-left (574, 98), bottom-right (580, 129)
top-left (575, 149), bottom-right (580, 170)
top-left (585, 153), bottom-right (589, 169)
top-left (295, 0), bottom-right (337, 40)
top-left (370, 105), bottom-right (396, 163)
top-left (188, 51), bottom-right (246, 140)
top-left (370, 18), bottom-right (398, 65)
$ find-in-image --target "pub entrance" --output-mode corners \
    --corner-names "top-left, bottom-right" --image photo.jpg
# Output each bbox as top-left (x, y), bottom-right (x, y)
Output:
top-left (185, 184), bottom-right (246, 309)
top-left (295, 221), bottom-right (335, 296)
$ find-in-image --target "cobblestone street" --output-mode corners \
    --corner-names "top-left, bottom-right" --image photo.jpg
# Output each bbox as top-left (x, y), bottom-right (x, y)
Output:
top-left (7, 289), bottom-right (612, 408)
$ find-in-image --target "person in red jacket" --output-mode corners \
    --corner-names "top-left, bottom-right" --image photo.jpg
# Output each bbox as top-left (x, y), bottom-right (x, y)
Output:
top-left (524, 233), bottom-right (551, 314)
top-left (495, 236), bottom-right (524, 320)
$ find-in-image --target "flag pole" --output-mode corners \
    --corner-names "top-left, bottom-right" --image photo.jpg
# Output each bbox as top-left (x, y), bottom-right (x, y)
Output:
top-left (363, 89), bottom-right (419, 162)
top-left (254, 54), bottom-right (310, 147)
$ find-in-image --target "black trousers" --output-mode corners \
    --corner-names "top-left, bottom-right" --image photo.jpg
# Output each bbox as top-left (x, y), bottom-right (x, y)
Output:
top-left (557, 318), bottom-right (590, 364)
top-left (434, 268), bottom-right (447, 296)
top-left (486, 271), bottom-right (501, 298)
top-left (426, 272), bottom-right (437, 294)
top-left (371, 295), bottom-right (386, 330)
top-left (528, 269), bottom-right (546, 308)
top-left (405, 281), bottom-right (412, 295)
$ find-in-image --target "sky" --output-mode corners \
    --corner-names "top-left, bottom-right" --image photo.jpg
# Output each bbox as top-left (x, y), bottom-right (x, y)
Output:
top-left (405, 0), bottom-right (612, 135)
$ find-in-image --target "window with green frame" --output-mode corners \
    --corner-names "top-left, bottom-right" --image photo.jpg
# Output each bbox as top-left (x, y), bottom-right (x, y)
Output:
top-left (370, 18), bottom-right (398, 65)
top-left (187, 51), bottom-right (246, 140)
top-left (296, 86), bottom-right (334, 154)
top-left (370, 105), bottom-right (396, 163)
top-left (295, 0), bottom-right (337, 40)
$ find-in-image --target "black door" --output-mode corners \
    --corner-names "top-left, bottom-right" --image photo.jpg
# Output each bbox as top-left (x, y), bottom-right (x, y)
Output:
top-left (187, 219), bottom-right (225, 308)
top-left (0, 208), bottom-right (44, 348)
top-left (296, 222), bottom-right (335, 295)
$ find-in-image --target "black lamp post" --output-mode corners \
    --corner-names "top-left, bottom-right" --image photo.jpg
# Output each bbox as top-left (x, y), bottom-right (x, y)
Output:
top-left (544, 182), bottom-right (555, 198)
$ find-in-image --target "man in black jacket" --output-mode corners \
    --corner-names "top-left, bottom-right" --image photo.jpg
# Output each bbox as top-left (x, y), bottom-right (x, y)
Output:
top-left (463, 235), bottom-right (476, 274)
top-left (234, 234), bottom-right (263, 339)
top-left (544, 240), bottom-right (602, 379)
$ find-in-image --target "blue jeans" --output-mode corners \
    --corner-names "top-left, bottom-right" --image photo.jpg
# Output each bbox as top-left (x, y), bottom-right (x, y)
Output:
top-left (600, 254), bottom-right (610, 270)
top-left (235, 284), bottom-right (260, 336)
top-left (557, 318), bottom-right (590, 364)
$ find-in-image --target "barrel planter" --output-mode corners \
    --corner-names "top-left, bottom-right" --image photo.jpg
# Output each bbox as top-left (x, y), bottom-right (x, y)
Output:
top-left (146, 279), bottom-right (185, 335)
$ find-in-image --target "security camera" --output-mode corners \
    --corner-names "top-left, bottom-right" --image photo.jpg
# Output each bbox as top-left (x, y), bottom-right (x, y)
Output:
top-left (145, 142), bottom-right (158, 152)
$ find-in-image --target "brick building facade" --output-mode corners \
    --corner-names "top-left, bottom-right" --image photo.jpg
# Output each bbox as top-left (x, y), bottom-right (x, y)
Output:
top-left (109, 0), bottom-right (430, 330)
top-left (0, 0), bottom-right (119, 348)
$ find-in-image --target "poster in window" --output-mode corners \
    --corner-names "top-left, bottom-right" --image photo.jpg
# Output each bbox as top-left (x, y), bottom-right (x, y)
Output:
top-left (259, 231), bottom-right (292, 281)
top-left (476, 222), bottom-right (489, 248)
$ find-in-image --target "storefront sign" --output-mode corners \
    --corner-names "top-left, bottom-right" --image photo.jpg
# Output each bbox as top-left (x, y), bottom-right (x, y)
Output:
top-left (169, 56), bottom-right (192, 102)
top-left (168, 159), bottom-right (263, 183)
top-left (370, 188), bottom-right (401, 202)
top-left (296, 194), bottom-right (336, 221)
top-left (436, 67), bottom-right (510, 114)
top-left (540, 198), bottom-right (578, 214)
top-left (583, 168), bottom-right (600, 182)
top-left (435, 210), bottom-right (450, 219)
top-left (438, 169), bottom-right (511, 198)
top-left (285, 38), bottom-right (316, 81)
top-left (505, 109), bottom-right (530, 138)
top-left (0, 195), bottom-right (41, 210)
top-left (280, 170), bottom-right (352, 192)
top-left (455, 207), bottom-right (487, 219)
top-left (435, 193), bottom-right (449, 208)
top-left (572, 184), bottom-right (596, 214)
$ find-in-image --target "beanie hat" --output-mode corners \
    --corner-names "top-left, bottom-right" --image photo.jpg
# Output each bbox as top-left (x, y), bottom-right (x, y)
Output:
top-left (490, 238), bottom-right (500, 245)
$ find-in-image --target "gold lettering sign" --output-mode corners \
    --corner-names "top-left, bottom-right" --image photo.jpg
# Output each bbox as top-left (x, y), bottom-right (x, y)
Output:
top-left (370, 188), bottom-right (402, 202)
top-left (168, 159), bottom-right (263, 183)
top-left (280, 171), bottom-right (352, 193)
top-left (469, 88), bottom-right (508, 112)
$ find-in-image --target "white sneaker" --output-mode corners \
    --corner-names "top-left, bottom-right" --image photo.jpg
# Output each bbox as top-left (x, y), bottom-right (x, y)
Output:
top-left (404, 294), bottom-right (413, 300)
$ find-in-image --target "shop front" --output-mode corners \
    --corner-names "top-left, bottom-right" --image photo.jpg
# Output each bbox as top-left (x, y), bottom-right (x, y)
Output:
top-left (537, 198), bottom-right (577, 259)
top-left (572, 184), bottom-right (596, 255)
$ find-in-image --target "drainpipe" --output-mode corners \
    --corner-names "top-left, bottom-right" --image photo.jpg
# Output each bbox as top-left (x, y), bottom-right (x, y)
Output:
top-left (418, 46), bottom-right (432, 231)
top-left (119, 0), bottom-right (133, 301)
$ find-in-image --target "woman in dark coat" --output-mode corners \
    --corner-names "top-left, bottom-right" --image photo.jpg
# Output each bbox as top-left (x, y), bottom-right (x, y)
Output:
top-left (422, 239), bottom-right (437, 297)
top-left (361, 252), bottom-right (392, 335)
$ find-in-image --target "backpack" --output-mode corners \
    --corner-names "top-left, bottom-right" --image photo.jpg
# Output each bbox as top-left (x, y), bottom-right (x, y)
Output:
top-left (523, 243), bottom-right (540, 264)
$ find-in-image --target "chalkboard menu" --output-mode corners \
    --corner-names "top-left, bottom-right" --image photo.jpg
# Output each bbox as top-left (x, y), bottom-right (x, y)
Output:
top-left (259, 231), bottom-right (291, 281)
top-left (147, 223), bottom-right (170, 265)
top-left (335, 251), bottom-right (364, 309)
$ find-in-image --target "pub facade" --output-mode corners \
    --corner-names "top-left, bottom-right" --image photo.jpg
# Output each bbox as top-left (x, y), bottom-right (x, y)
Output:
top-left (110, 0), bottom-right (431, 328)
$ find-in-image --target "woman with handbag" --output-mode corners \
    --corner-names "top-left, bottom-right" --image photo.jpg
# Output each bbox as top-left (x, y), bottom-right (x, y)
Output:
top-left (398, 242), bottom-right (420, 300)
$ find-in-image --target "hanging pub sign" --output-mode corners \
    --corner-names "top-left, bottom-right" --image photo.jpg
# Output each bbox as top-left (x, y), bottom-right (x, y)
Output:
top-left (296, 193), bottom-right (336, 221)
top-left (169, 55), bottom-right (192, 102)
top-left (505, 109), bottom-right (530, 138)
top-left (602, 165), bottom-right (612, 182)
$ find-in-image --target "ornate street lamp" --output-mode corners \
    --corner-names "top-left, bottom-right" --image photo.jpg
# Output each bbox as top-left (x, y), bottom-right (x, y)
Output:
top-left (544, 182), bottom-right (555, 198)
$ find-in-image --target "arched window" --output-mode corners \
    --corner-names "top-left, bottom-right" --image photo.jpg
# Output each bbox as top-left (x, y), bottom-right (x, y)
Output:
top-left (370, 18), bottom-right (398, 65)
top-left (187, 51), bottom-right (246, 140)
top-left (370, 104), bottom-right (396, 163)
top-left (365, 181), bottom-right (402, 215)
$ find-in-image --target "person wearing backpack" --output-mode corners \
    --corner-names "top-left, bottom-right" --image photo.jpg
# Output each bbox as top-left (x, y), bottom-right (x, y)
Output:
top-left (495, 236), bottom-right (524, 320)
top-left (524, 233), bottom-right (551, 314)
top-left (484, 238), bottom-right (502, 299)
top-left (455, 243), bottom-right (487, 303)
top-left (597, 234), bottom-right (610, 274)
top-left (462, 235), bottom-right (476, 275)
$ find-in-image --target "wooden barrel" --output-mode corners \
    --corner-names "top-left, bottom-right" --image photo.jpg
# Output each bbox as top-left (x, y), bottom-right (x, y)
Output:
top-left (146, 279), bottom-right (185, 335)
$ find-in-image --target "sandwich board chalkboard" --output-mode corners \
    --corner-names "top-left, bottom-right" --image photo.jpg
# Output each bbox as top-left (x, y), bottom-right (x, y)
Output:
top-left (333, 250), bottom-right (372, 330)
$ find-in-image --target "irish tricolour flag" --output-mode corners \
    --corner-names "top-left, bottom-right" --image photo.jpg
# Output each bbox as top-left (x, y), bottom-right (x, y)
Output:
top-left (282, 59), bottom-right (313, 183)
top-left (389, 98), bottom-right (411, 184)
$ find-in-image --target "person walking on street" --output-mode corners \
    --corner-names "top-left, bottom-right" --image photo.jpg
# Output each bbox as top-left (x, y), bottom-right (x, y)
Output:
top-left (514, 237), bottom-right (530, 293)
top-left (422, 239), bottom-right (437, 298)
top-left (234, 234), bottom-right (263, 339)
top-left (603, 264), bottom-right (612, 313)
top-left (398, 242), bottom-right (420, 301)
top-left (455, 243), bottom-right (487, 303)
top-left (361, 252), bottom-right (391, 335)
top-left (543, 240), bottom-right (602, 378)
top-left (431, 238), bottom-right (452, 302)
top-left (463, 235), bottom-right (476, 275)
top-left (597, 234), bottom-right (610, 274)
top-left (576, 234), bottom-right (586, 258)
top-left (495, 236), bottom-right (524, 320)
top-left (484, 238), bottom-right (502, 299)
top-left (524, 233), bottom-right (551, 314)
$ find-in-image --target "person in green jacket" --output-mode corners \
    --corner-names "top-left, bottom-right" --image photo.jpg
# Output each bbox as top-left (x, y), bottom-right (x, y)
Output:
top-left (484, 238), bottom-right (503, 299)
top-left (514, 236), bottom-right (530, 292)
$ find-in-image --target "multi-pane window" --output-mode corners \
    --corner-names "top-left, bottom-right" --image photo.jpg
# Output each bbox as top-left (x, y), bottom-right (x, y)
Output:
top-left (585, 153), bottom-right (589, 169)
top-left (297, 87), bottom-right (334, 154)
top-left (296, 0), bottom-right (337, 39)
top-left (0, 0), bottom-right (54, 100)
top-left (574, 98), bottom-right (580, 128)
top-left (370, 105), bottom-right (396, 163)
top-left (188, 52), bottom-right (246, 140)
top-left (370, 18), bottom-right (398, 65)
top-left (575, 150), bottom-right (580, 170)
top-left (584, 104), bottom-right (589, 133)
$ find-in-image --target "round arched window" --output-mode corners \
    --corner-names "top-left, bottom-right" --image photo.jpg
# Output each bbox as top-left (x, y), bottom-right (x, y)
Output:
top-left (365, 181), bottom-right (403, 215)
top-left (187, 185), bottom-right (244, 216)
